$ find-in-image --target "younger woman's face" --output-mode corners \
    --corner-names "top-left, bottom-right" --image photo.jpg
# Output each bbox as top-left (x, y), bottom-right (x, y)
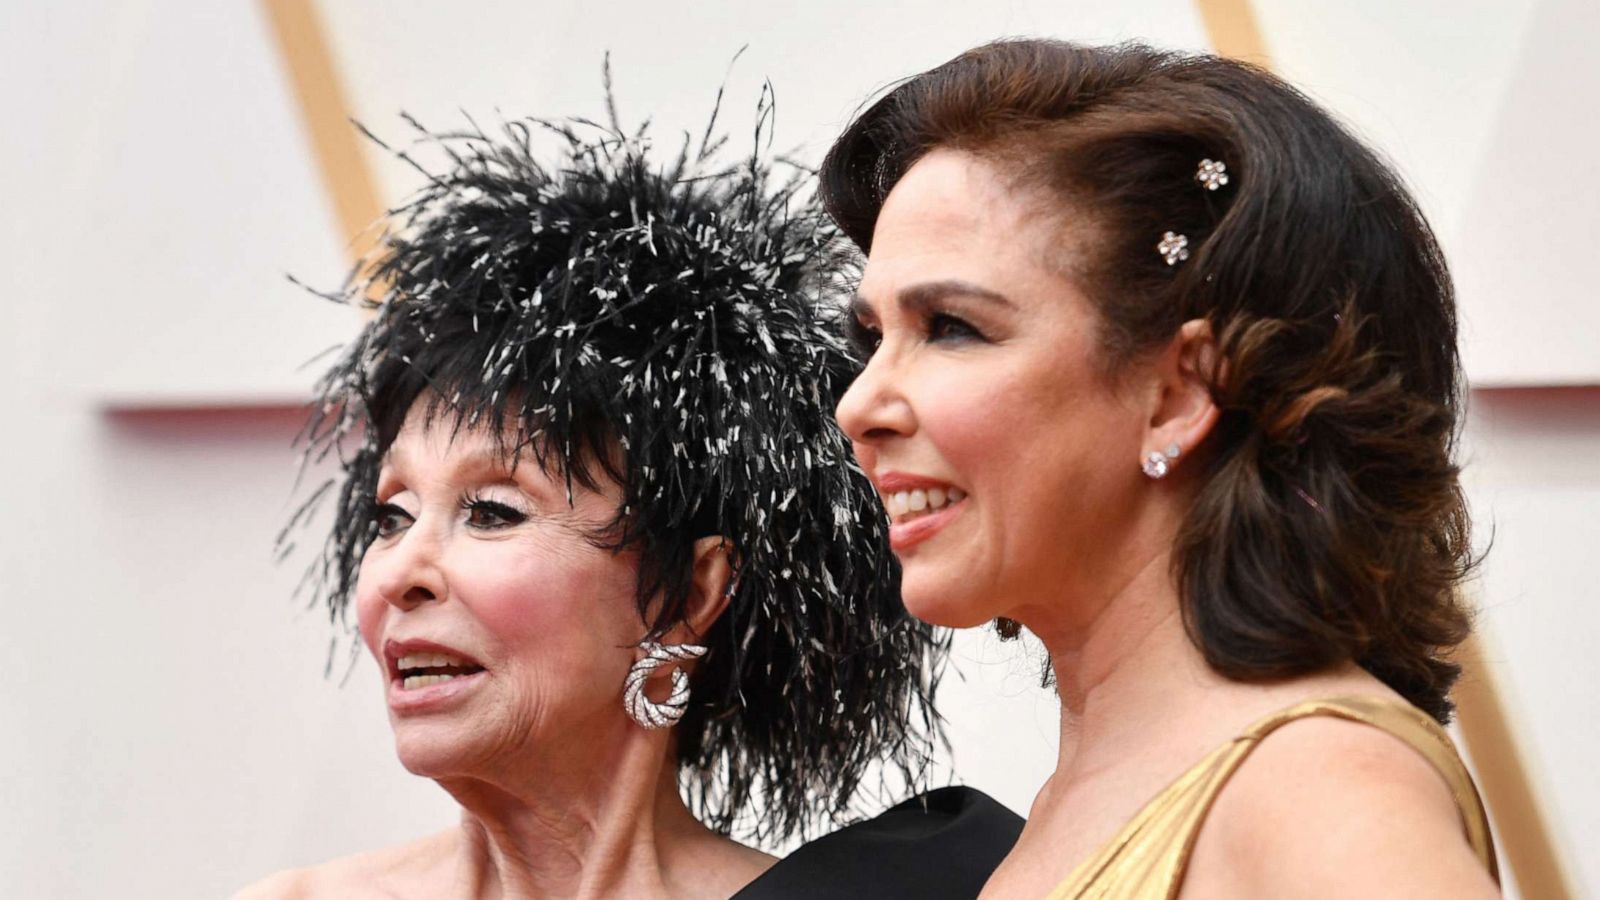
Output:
top-left (837, 149), bottom-right (1154, 630)
top-left (354, 403), bottom-right (648, 781)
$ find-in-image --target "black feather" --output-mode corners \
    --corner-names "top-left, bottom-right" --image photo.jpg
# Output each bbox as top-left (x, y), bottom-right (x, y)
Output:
top-left (284, 81), bottom-right (946, 843)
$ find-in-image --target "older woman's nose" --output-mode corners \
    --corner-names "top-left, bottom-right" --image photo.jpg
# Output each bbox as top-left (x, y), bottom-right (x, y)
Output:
top-left (372, 529), bottom-right (449, 611)
top-left (835, 350), bottom-right (915, 447)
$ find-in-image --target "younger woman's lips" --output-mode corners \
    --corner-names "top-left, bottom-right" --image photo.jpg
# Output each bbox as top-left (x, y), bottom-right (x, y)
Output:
top-left (888, 498), bottom-right (966, 552)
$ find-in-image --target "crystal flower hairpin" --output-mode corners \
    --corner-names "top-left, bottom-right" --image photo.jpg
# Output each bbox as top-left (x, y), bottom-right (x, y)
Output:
top-left (1196, 158), bottom-right (1229, 191)
top-left (1157, 231), bottom-right (1190, 266)
top-left (1156, 158), bottom-right (1230, 265)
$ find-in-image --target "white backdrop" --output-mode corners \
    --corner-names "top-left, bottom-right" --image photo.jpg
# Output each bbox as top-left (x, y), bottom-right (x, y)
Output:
top-left (2, 1), bottom-right (1594, 897)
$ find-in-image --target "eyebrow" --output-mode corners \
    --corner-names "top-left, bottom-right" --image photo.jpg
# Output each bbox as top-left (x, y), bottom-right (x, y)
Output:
top-left (852, 279), bottom-right (1014, 319)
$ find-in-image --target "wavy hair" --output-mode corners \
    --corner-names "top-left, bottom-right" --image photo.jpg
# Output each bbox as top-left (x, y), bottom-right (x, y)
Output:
top-left (821, 40), bottom-right (1476, 722)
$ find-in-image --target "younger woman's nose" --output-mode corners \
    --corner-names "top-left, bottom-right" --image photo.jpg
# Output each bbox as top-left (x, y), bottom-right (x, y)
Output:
top-left (835, 351), bottom-right (916, 446)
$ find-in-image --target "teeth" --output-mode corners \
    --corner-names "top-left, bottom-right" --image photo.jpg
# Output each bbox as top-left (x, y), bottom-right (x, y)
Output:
top-left (397, 651), bottom-right (466, 671)
top-left (401, 672), bottom-right (465, 691)
top-left (883, 486), bottom-right (965, 523)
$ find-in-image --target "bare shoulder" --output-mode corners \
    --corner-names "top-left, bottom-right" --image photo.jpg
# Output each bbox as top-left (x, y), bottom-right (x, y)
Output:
top-left (1184, 711), bottom-right (1499, 898)
top-left (231, 830), bottom-right (457, 900)
top-left (231, 867), bottom-right (314, 900)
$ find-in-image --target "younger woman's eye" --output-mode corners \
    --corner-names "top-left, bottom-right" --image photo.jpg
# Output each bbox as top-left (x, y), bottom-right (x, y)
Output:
top-left (845, 315), bottom-right (882, 357)
top-left (462, 494), bottom-right (529, 530)
top-left (372, 502), bottom-right (414, 539)
top-left (927, 313), bottom-right (983, 343)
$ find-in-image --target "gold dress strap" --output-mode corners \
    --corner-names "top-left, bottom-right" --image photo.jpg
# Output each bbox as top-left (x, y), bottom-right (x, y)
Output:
top-left (1043, 696), bottom-right (1497, 899)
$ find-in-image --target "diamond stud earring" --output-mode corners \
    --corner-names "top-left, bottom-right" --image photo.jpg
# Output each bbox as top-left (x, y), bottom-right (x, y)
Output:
top-left (1143, 442), bottom-right (1181, 479)
top-left (1142, 450), bottom-right (1171, 479)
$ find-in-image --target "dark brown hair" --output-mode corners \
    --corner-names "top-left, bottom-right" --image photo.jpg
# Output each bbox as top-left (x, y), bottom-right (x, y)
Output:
top-left (821, 40), bottom-right (1476, 722)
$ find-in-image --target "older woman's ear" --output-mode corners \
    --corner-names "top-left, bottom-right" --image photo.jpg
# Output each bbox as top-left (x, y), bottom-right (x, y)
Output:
top-left (674, 536), bottom-right (736, 643)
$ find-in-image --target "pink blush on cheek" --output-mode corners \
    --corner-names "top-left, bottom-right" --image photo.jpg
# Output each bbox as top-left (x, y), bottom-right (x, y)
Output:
top-left (459, 545), bottom-right (641, 657)
top-left (917, 379), bottom-right (1014, 483)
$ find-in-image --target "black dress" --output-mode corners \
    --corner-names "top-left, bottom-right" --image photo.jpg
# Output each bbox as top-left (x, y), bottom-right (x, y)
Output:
top-left (732, 786), bottom-right (1023, 899)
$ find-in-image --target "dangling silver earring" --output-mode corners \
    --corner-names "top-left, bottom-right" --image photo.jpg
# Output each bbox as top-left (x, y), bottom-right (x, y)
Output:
top-left (623, 641), bottom-right (707, 729)
top-left (1142, 442), bottom-right (1181, 479)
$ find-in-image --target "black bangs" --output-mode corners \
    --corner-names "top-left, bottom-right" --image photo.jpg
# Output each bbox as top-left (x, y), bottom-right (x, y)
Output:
top-left (282, 79), bottom-right (945, 843)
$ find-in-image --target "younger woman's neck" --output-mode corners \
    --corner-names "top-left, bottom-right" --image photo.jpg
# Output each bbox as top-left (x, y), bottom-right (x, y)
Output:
top-left (1025, 549), bottom-right (1224, 783)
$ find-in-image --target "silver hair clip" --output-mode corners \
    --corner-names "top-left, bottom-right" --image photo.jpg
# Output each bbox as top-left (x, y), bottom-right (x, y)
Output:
top-left (1157, 231), bottom-right (1190, 266)
top-left (1196, 158), bottom-right (1229, 190)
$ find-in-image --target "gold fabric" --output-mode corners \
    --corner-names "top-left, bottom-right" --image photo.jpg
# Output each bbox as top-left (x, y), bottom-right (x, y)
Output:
top-left (1044, 696), bottom-right (1499, 899)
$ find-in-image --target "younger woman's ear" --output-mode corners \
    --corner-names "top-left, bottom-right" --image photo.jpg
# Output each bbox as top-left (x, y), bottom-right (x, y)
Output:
top-left (1145, 319), bottom-right (1221, 468)
top-left (672, 535), bottom-right (736, 643)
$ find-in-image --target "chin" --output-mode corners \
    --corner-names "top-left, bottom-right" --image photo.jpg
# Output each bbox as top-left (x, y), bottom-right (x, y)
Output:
top-left (391, 728), bottom-right (484, 779)
top-left (899, 576), bottom-right (996, 630)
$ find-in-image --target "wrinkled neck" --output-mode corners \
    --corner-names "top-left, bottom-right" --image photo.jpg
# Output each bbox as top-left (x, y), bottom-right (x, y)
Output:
top-left (441, 730), bottom-right (710, 900)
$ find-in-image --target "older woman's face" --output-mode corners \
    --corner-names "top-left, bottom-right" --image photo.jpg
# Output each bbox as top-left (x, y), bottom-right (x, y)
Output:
top-left (837, 149), bottom-right (1152, 630)
top-left (355, 404), bottom-right (646, 779)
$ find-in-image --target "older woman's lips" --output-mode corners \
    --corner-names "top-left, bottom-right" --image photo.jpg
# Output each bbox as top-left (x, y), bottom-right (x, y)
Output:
top-left (394, 650), bottom-right (485, 690)
top-left (387, 668), bottom-right (487, 714)
top-left (385, 641), bottom-right (488, 714)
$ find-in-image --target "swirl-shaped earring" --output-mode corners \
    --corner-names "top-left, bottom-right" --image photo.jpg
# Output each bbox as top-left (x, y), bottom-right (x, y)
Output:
top-left (623, 641), bottom-right (707, 729)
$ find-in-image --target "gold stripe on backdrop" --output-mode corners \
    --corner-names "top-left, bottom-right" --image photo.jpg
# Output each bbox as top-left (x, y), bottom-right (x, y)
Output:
top-left (1192, 2), bottom-right (1575, 896)
top-left (1193, 0), bottom-right (1272, 63)
top-left (1455, 634), bottom-right (1576, 899)
top-left (259, 0), bottom-right (385, 272)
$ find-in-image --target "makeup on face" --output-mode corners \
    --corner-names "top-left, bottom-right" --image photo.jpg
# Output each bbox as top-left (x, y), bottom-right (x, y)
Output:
top-left (352, 408), bottom-right (649, 775)
top-left (836, 150), bottom-right (1145, 628)
top-left (874, 471), bottom-right (970, 552)
top-left (383, 638), bottom-right (489, 715)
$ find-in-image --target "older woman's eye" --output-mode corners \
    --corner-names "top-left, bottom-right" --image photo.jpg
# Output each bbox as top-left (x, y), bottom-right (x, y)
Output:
top-left (928, 313), bottom-right (983, 343)
top-left (462, 496), bottom-right (529, 530)
top-left (372, 502), bottom-right (414, 539)
top-left (845, 315), bottom-right (882, 356)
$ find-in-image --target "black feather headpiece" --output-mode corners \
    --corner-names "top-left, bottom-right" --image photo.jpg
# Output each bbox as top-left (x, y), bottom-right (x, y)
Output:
top-left (286, 84), bottom-right (944, 842)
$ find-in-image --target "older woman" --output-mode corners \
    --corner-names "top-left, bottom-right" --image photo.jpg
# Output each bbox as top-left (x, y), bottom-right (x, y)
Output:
top-left (824, 40), bottom-right (1500, 898)
top-left (240, 102), bottom-right (1019, 898)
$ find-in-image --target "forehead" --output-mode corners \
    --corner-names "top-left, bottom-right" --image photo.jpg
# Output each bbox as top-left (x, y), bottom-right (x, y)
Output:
top-left (376, 393), bottom-right (623, 500)
top-left (380, 410), bottom-right (517, 478)
top-left (875, 150), bottom-right (1013, 247)
top-left (860, 149), bottom-right (1063, 301)
top-left (378, 389), bottom-right (545, 474)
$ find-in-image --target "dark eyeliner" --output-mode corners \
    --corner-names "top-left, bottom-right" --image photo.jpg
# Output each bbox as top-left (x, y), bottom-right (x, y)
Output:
top-left (461, 490), bottom-right (529, 529)
top-left (927, 311), bottom-right (984, 343)
top-left (371, 501), bottom-right (413, 538)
